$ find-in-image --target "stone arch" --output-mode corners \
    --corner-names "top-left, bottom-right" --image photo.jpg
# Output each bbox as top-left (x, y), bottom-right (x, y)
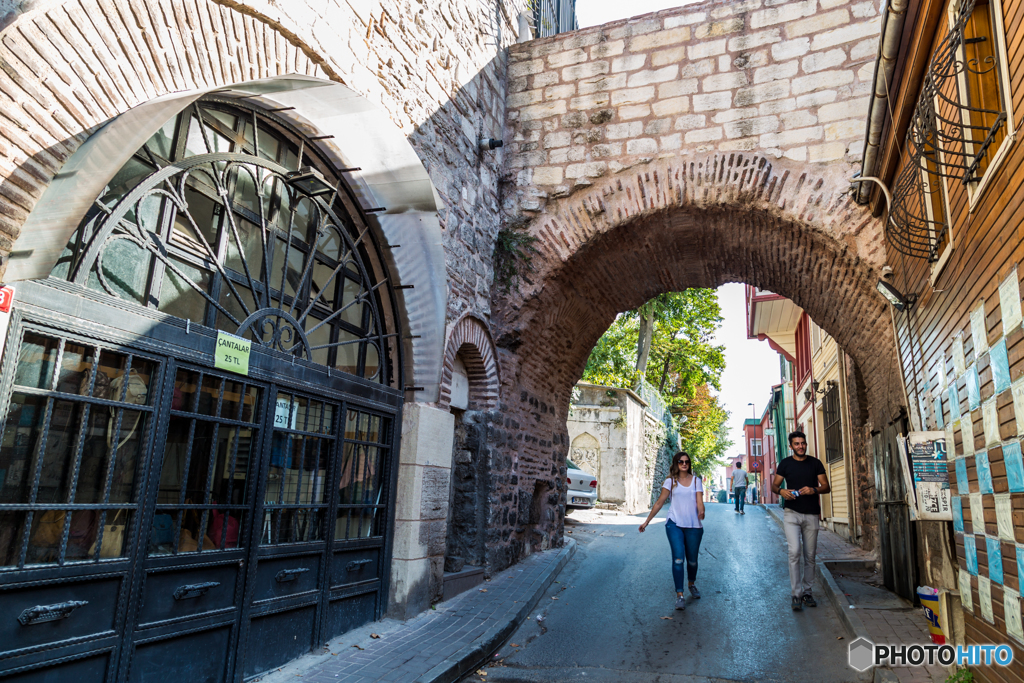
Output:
top-left (568, 432), bottom-right (600, 478)
top-left (488, 153), bottom-right (905, 558)
top-left (439, 315), bottom-right (501, 412)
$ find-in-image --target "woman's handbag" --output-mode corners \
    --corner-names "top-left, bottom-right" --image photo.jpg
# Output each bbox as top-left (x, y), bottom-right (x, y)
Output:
top-left (209, 510), bottom-right (239, 548)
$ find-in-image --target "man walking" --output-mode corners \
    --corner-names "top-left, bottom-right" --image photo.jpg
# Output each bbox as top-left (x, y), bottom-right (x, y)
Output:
top-left (731, 462), bottom-right (748, 515)
top-left (772, 431), bottom-right (830, 611)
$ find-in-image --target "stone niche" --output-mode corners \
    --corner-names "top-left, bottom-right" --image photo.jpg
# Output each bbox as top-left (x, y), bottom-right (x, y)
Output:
top-left (567, 383), bottom-right (667, 513)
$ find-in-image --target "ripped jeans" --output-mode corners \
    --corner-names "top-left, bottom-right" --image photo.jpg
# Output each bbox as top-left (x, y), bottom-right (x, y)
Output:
top-left (664, 519), bottom-right (704, 592)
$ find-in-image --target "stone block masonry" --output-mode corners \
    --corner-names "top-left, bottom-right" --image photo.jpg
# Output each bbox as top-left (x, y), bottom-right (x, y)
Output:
top-left (504, 0), bottom-right (881, 215)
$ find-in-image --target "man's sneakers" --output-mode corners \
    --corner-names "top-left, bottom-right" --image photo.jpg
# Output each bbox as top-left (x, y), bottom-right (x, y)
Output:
top-left (802, 594), bottom-right (817, 608)
top-left (740, 511), bottom-right (745, 515)
top-left (792, 594), bottom-right (816, 610)
top-left (791, 596), bottom-right (803, 611)
top-left (675, 596), bottom-right (687, 610)
top-left (689, 585), bottom-right (701, 599)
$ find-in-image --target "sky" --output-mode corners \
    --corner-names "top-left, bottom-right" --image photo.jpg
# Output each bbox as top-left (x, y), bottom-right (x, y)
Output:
top-left (575, 3), bottom-right (784, 472)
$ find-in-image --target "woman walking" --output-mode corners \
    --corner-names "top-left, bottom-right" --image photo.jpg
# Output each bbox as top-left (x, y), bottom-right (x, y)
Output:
top-left (639, 452), bottom-right (705, 610)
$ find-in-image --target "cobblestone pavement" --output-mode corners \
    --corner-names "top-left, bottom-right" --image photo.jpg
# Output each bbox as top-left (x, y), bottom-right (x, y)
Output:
top-left (255, 540), bottom-right (575, 683)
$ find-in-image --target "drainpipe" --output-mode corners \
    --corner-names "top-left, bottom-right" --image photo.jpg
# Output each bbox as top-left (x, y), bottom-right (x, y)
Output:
top-left (856, 0), bottom-right (911, 204)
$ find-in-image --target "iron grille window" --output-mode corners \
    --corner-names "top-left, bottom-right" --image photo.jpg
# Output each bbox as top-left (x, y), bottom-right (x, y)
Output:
top-left (887, 0), bottom-right (1007, 262)
top-left (823, 384), bottom-right (843, 464)
top-left (52, 99), bottom-right (396, 385)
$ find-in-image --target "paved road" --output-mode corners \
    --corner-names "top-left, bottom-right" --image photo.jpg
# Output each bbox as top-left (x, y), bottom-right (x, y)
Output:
top-left (466, 503), bottom-right (864, 683)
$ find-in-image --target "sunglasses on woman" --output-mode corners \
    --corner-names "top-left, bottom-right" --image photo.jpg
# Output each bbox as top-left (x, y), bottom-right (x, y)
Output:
top-left (678, 459), bottom-right (690, 464)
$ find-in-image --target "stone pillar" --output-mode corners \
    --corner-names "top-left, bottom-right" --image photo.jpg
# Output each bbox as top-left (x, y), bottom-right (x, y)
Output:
top-left (388, 403), bottom-right (455, 620)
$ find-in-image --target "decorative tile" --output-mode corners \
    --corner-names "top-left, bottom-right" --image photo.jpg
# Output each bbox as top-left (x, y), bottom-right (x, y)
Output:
top-left (988, 537), bottom-right (1004, 584)
top-left (997, 494), bottom-right (1015, 541)
top-left (979, 574), bottom-right (994, 623)
top-left (945, 425), bottom-right (957, 462)
top-left (984, 402), bottom-right (1000, 447)
top-left (967, 365), bottom-right (982, 411)
top-left (972, 301), bottom-right (990, 356)
top-left (962, 412), bottom-right (976, 456)
top-left (953, 496), bottom-right (964, 533)
top-left (961, 569), bottom-right (974, 613)
top-left (954, 335), bottom-right (967, 377)
top-left (1006, 441), bottom-right (1024, 493)
top-left (940, 360), bottom-right (949, 391)
top-left (992, 338), bottom-right (1012, 395)
top-left (1000, 266), bottom-right (1022, 334)
top-left (956, 457), bottom-right (969, 494)
top-left (1014, 381), bottom-right (1024, 436)
top-left (966, 534), bottom-right (979, 575)
top-left (1005, 587), bottom-right (1024, 641)
top-left (950, 384), bottom-right (962, 423)
top-left (977, 453), bottom-right (994, 494)
top-left (1017, 546), bottom-right (1024, 589)
top-left (970, 493), bottom-right (985, 535)
top-left (935, 396), bottom-right (945, 430)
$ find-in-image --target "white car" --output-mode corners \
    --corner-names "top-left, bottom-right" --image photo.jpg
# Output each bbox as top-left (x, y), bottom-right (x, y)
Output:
top-left (566, 459), bottom-right (597, 509)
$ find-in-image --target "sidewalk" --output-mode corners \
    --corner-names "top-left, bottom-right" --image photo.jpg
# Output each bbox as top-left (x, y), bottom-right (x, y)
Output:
top-left (256, 539), bottom-right (576, 683)
top-left (764, 505), bottom-right (947, 683)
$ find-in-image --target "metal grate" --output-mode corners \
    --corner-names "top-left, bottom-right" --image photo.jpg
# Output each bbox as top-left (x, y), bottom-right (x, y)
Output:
top-left (887, 0), bottom-right (1006, 261)
top-left (532, 0), bottom-right (578, 38)
top-left (823, 383), bottom-right (843, 464)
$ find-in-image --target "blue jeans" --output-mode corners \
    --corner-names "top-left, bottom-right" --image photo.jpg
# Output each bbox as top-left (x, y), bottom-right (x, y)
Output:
top-left (734, 487), bottom-right (747, 512)
top-left (665, 520), bottom-right (703, 592)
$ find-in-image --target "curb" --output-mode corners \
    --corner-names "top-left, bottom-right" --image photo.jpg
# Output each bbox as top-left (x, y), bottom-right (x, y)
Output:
top-left (416, 537), bottom-right (577, 683)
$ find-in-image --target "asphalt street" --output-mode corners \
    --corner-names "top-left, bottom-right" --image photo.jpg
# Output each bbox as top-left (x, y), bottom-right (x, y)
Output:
top-left (465, 502), bottom-right (863, 683)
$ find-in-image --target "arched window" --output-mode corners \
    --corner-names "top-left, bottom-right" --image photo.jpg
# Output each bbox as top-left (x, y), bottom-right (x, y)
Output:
top-left (52, 98), bottom-right (397, 385)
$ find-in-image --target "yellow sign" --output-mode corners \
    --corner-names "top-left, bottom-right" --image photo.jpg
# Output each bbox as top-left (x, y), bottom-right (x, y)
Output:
top-left (215, 331), bottom-right (250, 375)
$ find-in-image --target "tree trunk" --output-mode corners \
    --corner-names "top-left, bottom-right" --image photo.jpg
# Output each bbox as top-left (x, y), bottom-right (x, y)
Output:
top-left (659, 353), bottom-right (672, 392)
top-left (636, 307), bottom-right (654, 374)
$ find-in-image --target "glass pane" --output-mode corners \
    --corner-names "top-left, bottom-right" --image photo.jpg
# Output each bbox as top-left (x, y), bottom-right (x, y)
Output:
top-left (344, 411), bottom-right (357, 441)
top-left (64, 509), bottom-right (100, 561)
top-left (218, 280), bottom-right (257, 334)
top-left (14, 333), bottom-right (58, 389)
top-left (108, 410), bottom-right (145, 504)
top-left (182, 421), bottom-right (217, 502)
top-left (257, 129), bottom-right (280, 161)
top-left (316, 223), bottom-right (343, 261)
top-left (263, 508), bottom-right (322, 544)
top-left (95, 509), bottom-right (132, 559)
top-left (122, 357), bottom-right (157, 407)
top-left (36, 400), bottom-right (84, 505)
top-left (157, 415), bottom-right (190, 504)
top-left (205, 108), bottom-right (237, 136)
top-left (160, 258), bottom-right (210, 325)
top-left (145, 114), bottom-right (179, 160)
top-left (322, 404), bottom-right (334, 435)
top-left (340, 278), bottom-right (364, 328)
top-left (364, 342), bottom-right (380, 382)
top-left (338, 443), bottom-right (379, 505)
top-left (311, 260), bottom-right (338, 308)
top-left (335, 331), bottom-right (359, 376)
top-left (335, 508), bottom-right (377, 540)
top-left (306, 319), bottom-right (330, 367)
top-left (148, 510), bottom-right (178, 555)
top-left (175, 186), bottom-right (220, 248)
top-left (292, 195), bottom-right (316, 243)
top-left (224, 215), bottom-right (266, 281)
top-left (293, 395), bottom-right (310, 432)
top-left (56, 341), bottom-right (92, 395)
top-left (159, 258), bottom-right (211, 323)
top-left (204, 508), bottom-right (243, 549)
top-left (221, 379), bottom-right (246, 421)
top-left (271, 238), bottom-right (306, 299)
top-left (0, 393), bottom-right (46, 504)
top-left (74, 406), bottom-right (116, 504)
top-left (216, 426), bottom-right (253, 505)
top-left (198, 374), bottom-right (221, 417)
top-left (263, 176), bottom-right (291, 230)
top-left (95, 350), bottom-right (128, 401)
top-left (93, 233), bottom-right (151, 305)
top-left (27, 510), bottom-right (67, 564)
top-left (0, 511), bottom-right (25, 566)
top-left (184, 115), bottom-right (209, 157)
top-left (230, 165), bottom-right (260, 215)
top-left (173, 369), bottom-right (200, 413)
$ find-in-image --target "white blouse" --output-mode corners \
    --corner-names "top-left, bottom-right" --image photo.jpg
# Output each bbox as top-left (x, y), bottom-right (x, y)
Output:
top-left (662, 476), bottom-right (703, 528)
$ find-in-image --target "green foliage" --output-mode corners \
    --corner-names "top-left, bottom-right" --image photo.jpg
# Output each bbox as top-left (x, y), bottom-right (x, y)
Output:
top-left (493, 219), bottom-right (539, 293)
top-left (581, 289), bottom-right (730, 477)
top-left (945, 670), bottom-right (973, 683)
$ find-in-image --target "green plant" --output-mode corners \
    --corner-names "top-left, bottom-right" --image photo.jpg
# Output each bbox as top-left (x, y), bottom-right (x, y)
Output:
top-left (946, 669), bottom-right (973, 683)
top-left (493, 218), bottom-right (539, 293)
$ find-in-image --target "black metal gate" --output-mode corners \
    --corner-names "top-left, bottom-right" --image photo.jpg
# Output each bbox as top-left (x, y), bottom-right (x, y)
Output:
top-left (0, 97), bottom-right (404, 682)
top-left (872, 415), bottom-right (917, 601)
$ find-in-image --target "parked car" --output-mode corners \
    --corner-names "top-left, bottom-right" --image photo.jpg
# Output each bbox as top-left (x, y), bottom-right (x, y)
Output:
top-left (566, 459), bottom-right (597, 509)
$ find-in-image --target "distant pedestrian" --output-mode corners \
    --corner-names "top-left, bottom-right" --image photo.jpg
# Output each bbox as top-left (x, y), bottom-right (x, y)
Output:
top-left (731, 462), bottom-right (748, 514)
top-left (772, 431), bottom-right (831, 611)
top-left (639, 452), bottom-right (705, 611)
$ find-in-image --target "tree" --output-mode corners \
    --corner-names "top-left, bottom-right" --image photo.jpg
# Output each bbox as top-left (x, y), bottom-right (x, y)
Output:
top-left (675, 385), bottom-right (732, 477)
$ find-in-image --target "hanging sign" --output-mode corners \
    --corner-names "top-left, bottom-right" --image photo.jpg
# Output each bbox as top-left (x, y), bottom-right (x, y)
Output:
top-left (214, 331), bottom-right (251, 376)
top-left (0, 286), bottom-right (14, 314)
top-left (898, 431), bottom-right (952, 521)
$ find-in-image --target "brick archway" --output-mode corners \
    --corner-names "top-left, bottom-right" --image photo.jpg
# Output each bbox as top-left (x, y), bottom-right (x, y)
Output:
top-left (439, 315), bottom-right (501, 412)
top-left (488, 153), bottom-right (901, 559)
top-left (0, 0), bottom-right (337, 272)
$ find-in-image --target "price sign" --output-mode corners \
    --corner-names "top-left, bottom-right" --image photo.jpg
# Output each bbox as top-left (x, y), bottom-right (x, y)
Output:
top-left (214, 331), bottom-right (250, 376)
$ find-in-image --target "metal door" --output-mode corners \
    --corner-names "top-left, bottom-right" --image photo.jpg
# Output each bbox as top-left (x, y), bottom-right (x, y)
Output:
top-left (872, 416), bottom-right (917, 600)
top-left (0, 325), bottom-right (163, 682)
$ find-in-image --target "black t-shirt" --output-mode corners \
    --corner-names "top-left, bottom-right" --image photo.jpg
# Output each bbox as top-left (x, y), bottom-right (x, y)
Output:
top-left (776, 456), bottom-right (827, 515)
